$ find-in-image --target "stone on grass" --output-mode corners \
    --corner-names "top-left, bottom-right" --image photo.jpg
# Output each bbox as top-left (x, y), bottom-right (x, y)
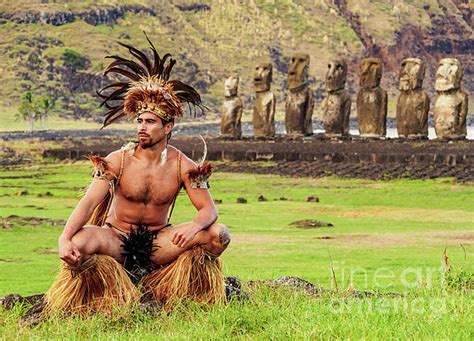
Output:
top-left (236, 197), bottom-right (247, 204)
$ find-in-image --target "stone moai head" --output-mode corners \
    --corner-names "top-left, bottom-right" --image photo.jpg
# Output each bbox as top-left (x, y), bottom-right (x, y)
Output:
top-left (224, 73), bottom-right (239, 97)
top-left (399, 58), bottom-right (425, 91)
top-left (359, 58), bottom-right (383, 89)
top-left (435, 58), bottom-right (463, 91)
top-left (254, 63), bottom-right (273, 92)
top-left (325, 59), bottom-right (348, 92)
top-left (288, 52), bottom-right (310, 90)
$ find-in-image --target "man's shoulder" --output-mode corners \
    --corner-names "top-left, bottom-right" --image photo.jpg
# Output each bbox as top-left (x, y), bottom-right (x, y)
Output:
top-left (168, 146), bottom-right (197, 172)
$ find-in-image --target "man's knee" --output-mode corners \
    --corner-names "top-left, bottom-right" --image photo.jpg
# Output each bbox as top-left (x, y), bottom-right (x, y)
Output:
top-left (70, 225), bottom-right (103, 257)
top-left (207, 223), bottom-right (231, 255)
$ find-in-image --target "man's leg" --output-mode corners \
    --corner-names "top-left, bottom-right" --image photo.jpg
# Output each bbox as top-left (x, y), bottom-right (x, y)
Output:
top-left (68, 225), bottom-right (124, 263)
top-left (45, 225), bottom-right (138, 316)
top-left (150, 222), bottom-right (231, 265)
top-left (144, 222), bottom-right (230, 305)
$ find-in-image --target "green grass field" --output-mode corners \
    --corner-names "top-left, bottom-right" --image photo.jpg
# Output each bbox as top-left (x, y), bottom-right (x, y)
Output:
top-left (0, 162), bottom-right (473, 338)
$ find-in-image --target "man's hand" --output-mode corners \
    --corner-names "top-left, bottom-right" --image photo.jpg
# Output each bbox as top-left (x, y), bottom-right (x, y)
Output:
top-left (172, 224), bottom-right (200, 248)
top-left (58, 237), bottom-right (81, 266)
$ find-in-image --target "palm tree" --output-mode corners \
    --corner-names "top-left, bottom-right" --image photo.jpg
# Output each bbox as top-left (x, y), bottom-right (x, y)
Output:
top-left (36, 96), bottom-right (54, 130)
top-left (16, 92), bottom-right (37, 132)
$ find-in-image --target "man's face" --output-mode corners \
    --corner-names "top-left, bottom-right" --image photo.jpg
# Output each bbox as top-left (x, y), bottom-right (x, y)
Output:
top-left (136, 112), bottom-right (173, 148)
top-left (399, 58), bottom-right (425, 91)
top-left (254, 63), bottom-right (272, 92)
top-left (288, 53), bottom-right (309, 90)
top-left (326, 59), bottom-right (347, 91)
top-left (359, 58), bottom-right (382, 89)
top-left (435, 58), bottom-right (462, 91)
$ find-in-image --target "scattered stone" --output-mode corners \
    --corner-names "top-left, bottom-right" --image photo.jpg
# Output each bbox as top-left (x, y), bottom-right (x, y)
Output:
top-left (257, 194), bottom-right (267, 202)
top-left (315, 236), bottom-right (333, 240)
top-left (290, 219), bottom-right (333, 229)
top-left (306, 195), bottom-right (320, 202)
top-left (36, 191), bottom-right (54, 198)
top-left (1, 293), bottom-right (44, 310)
top-left (236, 197), bottom-right (247, 204)
top-left (225, 276), bottom-right (248, 301)
top-left (213, 199), bottom-right (223, 204)
top-left (16, 190), bottom-right (29, 196)
top-left (21, 299), bottom-right (46, 328)
top-left (279, 197), bottom-right (288, 201)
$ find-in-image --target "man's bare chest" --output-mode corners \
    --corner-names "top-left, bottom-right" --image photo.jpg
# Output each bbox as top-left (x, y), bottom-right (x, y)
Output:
top-left (118, 162), bottom-right (179, 205)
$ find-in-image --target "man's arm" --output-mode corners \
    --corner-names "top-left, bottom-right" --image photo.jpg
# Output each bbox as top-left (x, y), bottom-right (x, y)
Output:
top-left (58, 151), bottom-right (121, 264)
top-left (171, 154), bottom-right (218, 248)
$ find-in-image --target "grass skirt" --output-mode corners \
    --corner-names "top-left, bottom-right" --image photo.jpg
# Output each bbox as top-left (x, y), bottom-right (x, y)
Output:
top-left (142, 246), bottom-right (225, 306)
top-left (44, 254), bottom-right (139, 316)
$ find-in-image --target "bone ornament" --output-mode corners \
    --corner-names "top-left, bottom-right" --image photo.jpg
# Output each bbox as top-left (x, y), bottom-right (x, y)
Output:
top-left (220, 73), bottom-right (243, 139)
top-left (356, 58), bottom-right (387, 138)
top-left (396, 58), bottom-right (430, 139)
top-left (252, 63), bottom-right (276, 137)
top-left (321, 59), bottom-right (351, 137)
top-left (434, 58), bottom-right (468, 140)
top-left (285, 52), bottom-right (314, 137)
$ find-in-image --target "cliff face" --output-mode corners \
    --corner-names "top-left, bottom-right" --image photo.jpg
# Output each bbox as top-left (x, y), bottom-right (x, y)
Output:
top-left (0, 0), bottom-right (472, 121)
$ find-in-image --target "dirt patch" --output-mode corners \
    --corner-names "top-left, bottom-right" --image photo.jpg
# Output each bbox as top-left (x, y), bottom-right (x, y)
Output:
top-left (418, 231), bottom-right (474, 243)
top-left (296, 206), bottom-right (474, 224)
top-left (315, 230), bottom-right (474, 248)
top-left (1, 215), bottom-right (65, 228)
top-left (34, 247), bottom-right (58, 255)
top-left (232, 233), bottom-right (300, 245)
top-left (290, 219), bottom-right (334, 229)
top-left (0, 258), bottom-right (17, 262)
top-left (0, 175), bottom-right (35, 179)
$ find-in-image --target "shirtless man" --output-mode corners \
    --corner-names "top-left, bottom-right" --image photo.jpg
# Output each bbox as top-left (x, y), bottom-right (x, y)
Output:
top-left (45, 37), bottom-right (230, 314)
top-left (58, 112), bottom-right (230, 268)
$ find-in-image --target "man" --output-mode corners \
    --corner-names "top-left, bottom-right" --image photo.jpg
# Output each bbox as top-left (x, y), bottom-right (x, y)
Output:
top-left (45, 35), bottom-right (231, 315)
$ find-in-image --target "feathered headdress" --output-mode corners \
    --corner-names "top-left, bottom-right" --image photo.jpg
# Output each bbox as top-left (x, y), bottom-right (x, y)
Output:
top-left (97, 32), bottom-right (205, 128)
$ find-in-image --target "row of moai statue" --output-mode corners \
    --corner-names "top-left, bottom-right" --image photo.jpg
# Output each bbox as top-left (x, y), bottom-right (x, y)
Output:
top-left (220, 56), bottom-right (469, 140)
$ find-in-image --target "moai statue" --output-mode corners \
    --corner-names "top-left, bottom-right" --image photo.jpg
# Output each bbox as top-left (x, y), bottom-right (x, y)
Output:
top-left (321, 59), bottom-right (351, 137)
top-left (434, 58), bottom-right (468, 140)
top-left (356, 58), bottom-right (387, 138)
top-left (285, 52), bottom-right (314, 136)
top-left (396, 58), bottom-right (430, 139)
top-left (220, 73), bottom-right (243, 139)
top-left (253, 63), bottom-right (276, 137)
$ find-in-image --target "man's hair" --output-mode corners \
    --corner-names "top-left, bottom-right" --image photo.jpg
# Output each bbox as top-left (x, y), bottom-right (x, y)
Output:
top-left (160, 117), bottom-right (174, 141)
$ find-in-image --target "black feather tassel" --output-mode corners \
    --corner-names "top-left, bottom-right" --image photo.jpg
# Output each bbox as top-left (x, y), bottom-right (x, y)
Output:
top-left (119, 224), bottom-right (159, 284)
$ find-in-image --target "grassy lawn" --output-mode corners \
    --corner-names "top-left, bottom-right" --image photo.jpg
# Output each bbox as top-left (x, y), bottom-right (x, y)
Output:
top-left (0, 161), bottom-right (472, 338)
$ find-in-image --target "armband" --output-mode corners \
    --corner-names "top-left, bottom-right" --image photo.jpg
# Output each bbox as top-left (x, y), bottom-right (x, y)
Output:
top-left (188, 163), bottom-right (213, 189)
top-left (89, 155), bottom-right (116, 181)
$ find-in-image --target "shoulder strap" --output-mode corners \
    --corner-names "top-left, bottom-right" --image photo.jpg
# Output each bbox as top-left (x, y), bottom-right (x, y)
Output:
top-left (117, 149), bottom-right (126, 184)
top-left (167, 150), bottom-right (183, 223)
top-left (177, 150), bottom-right (182, 185)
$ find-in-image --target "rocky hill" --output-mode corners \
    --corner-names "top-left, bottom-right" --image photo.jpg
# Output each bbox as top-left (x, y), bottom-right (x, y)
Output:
top-left (0, 0), bottom-right (472, 122)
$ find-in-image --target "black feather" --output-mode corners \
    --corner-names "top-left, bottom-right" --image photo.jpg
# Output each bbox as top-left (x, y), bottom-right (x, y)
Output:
top-left (105, 58), bottom-right (148, 77)
top-left (118, 42), bottom-right (153, 75)
top-left (119, 224), bottom-right (159, 284)
top-left (99, 87), bottom-right (128, 107)
top-left (98, 32), bottom-right (207, 128)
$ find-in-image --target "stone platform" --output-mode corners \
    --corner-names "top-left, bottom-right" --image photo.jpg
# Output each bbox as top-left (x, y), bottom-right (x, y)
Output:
top-left (40, 137), bottom-right (474, 181)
